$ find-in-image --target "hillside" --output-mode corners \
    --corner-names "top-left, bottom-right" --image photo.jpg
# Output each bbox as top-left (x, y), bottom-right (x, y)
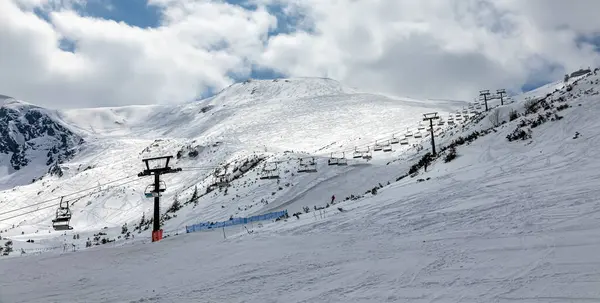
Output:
top-left (0, 98), bottom-right (83, 190)
top-left (0, 77), bottom-right (469, 245)
top-left (0, 70), bottom-right (599, 302)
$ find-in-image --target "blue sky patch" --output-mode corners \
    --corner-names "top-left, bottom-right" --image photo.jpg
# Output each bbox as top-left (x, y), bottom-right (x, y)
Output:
top-left (78, 0), bottom-right (162, 28)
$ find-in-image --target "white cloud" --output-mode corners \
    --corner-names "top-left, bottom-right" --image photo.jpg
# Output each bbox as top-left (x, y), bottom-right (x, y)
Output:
top-left (0, 0), bottom-right (276, 108)
top-left (0, 0), bottom-right (599, 108)
top-left (259, 0), bottom-right (600, 100)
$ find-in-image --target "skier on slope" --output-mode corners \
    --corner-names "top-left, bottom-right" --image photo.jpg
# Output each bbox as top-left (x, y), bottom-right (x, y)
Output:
top-left (331, 195), bottom-right (335, 204)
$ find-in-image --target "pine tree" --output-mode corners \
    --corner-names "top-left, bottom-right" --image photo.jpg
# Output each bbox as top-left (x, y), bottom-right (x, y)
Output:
top-left (138, 213), bottom-right (146, 232)
top-left (4, 240), bottom-right (13, 254)
top-left (191, 185), bottom-right (198, 206)
top-left (170, 195), bottom-right (181, 213)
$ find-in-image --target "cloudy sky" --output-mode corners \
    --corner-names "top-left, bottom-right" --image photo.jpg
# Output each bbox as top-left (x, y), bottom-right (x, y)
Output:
top-left (1, 0), bottom-right (599, 108)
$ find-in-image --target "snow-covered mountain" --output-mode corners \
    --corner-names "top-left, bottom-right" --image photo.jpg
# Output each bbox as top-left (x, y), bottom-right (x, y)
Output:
top-left (2, 69), bottom-right (600, 301)
top-left (0, 77), bottom-right (466, 239)
top-left (0, 97), bottom-right (83, 189)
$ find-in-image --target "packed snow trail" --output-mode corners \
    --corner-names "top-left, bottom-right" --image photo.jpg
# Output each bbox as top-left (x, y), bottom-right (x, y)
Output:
top-left (267, 161), bottom-right (409, 214)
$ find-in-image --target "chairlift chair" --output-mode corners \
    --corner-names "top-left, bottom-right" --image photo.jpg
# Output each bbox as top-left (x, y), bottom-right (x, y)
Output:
top-left (336, 152), bottom-right (348, 166)
top-left (52, 197), bottom-right (73, 231)
top-left (298, 157), bottom-right (317, 173)
top-left (144, 180), bottom-right (167, 198)
top-left (383, 141), bottom-right (392, 152)
top-left (414, 132), bottom-right (423, 138)
top-left (352, 147), bottom-right (363, 159)
top-left (373, 140), bottom-right (383, 151)
top-left (362, 147), bottom-right (372, 160)
top-left (328, 153), bottom-right (339, 166)
top-left (405, 128), bottom-right (413, 137)
top-left (214, 175), bottom-right (229, 187)
top-left (417, 123), bottom-right (425, 131)
top-left (259, 162), bottom-right (280, 179)
top-left (400, 138), bottom-right (409, 145)
top-left (437, 119), bottom-right (445, 126)
top-left (390, 135), bottom-right (400, 145)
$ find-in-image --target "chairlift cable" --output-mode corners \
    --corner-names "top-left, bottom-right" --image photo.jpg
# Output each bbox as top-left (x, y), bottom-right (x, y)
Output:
top-left (0, 177), bottom-right (140, 220)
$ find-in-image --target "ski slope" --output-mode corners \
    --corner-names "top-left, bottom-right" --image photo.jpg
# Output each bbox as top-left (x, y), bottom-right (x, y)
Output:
top-left (1, 71), bottom-right (600, 302)
top-left (0, 77), bottom-right (467, 242)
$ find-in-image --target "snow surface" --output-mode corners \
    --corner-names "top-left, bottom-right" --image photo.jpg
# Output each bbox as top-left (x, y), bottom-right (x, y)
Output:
top-left (2, 73), bottom-right (600, 302)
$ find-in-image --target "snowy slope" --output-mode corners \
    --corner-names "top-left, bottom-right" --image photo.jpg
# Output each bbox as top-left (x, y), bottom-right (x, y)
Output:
top-left (0, 77), bottom-right (469, 245)
top-left (1, 71), bottom-right (600, 302)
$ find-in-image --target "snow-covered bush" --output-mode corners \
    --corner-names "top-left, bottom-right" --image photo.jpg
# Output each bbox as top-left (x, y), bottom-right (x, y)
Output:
top-left (509, 109), bottom-right (519, 121)
top-left (444, 147), bottom-right (457, 163)
top-left (506, 128), bottom-right (532, 142)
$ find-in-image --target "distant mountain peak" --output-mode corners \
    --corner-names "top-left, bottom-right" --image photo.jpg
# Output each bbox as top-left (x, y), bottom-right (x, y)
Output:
top-left (0, 96), bottom-right (38, 110)
top-left (208, 77), bottom-right (357, 104)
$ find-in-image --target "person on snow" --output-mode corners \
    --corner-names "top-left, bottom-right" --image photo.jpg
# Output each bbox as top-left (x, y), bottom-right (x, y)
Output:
top-left (331, 195), bottom-right (336, 204)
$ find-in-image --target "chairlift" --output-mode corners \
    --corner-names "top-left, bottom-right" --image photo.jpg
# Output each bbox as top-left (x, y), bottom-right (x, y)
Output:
top-left (437, 119), bottom-right (445, 126)
top-left (362, 147), bottom-right (372, 160)
top-left (417, 123), bottom-right (425, 131)
top-left (328, 152), bottom-right (347, 166)
top-left (328, 153), bottom-right (339, 166)
top-left (400, 138), bottom-right (409, 145)
top-left (373, 140), bottom-right (383, 151)
top-left (383, 141), bottom-right (392, 152)
top-left (213, 174), bottom-right (229, 187)
top-left (336, 152), bottom-right (348, 166)
top-left (390, 135), bottom-right (400, 145)
top-left (405, 128), bottom-right (413, 137)
top-left (298, 157), bottom-right (317, 173)
top-left (259, 162), bottom-right (280, 179)
top-left (144, 181), bottom-right (166, 198)
top-left (414, 132), bottom-right (423, 138)
top-left (456, 115), bottom-right (463, 120)
top-left (52, 197), bottom-right (73, 231)
top-left (352, 147), bottom-right (363, 159)
top-left (448, 120), bottom-right (455, 125)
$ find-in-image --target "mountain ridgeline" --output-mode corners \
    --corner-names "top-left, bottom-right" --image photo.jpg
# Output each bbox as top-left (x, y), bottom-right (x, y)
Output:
top-left (0, 98), bottom-right (83, 175)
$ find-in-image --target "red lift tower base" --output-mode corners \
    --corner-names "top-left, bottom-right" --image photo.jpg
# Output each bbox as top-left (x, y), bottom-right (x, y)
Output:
top-left (152, 229), bottom-right (163, 242)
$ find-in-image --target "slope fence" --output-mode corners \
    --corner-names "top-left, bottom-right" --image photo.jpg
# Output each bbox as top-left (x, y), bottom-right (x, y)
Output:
top-left (185, 210), bottom-right (288, 233)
